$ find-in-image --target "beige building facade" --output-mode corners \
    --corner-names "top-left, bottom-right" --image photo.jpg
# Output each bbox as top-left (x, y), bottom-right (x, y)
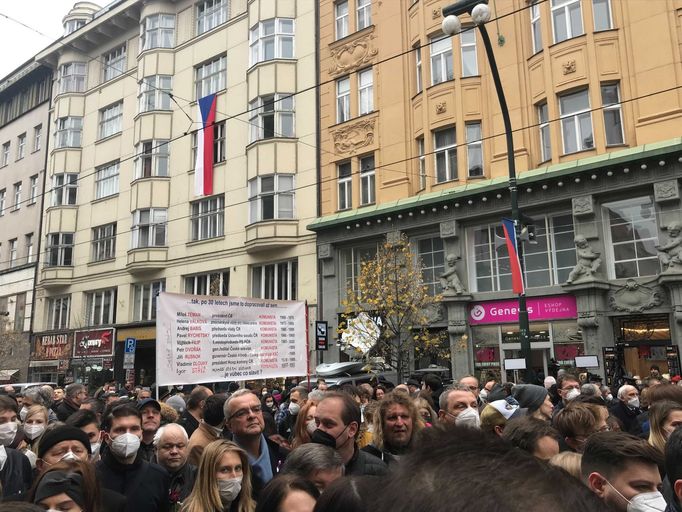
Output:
top-left (32, 0), bottom-right (317, 385)
top-left (313, 0), bottom-right (682, 384)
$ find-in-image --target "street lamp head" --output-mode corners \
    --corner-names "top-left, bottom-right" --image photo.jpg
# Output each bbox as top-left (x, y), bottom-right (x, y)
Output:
top-left (471, 3), bottom-right (491, 25)
top-left (442, 15), bottom-right (462, 36)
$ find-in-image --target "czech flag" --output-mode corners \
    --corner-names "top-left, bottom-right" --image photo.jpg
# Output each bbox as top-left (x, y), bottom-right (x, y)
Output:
top-left (194, 94), bottom-right (217, 197)
top-left (502, 218), bottom-right (525, 295)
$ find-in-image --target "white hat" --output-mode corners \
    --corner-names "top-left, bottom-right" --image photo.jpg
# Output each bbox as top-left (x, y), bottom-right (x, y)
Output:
top-left (543, 376), bottom-right (556, 389)
top-left (488, 399), bottom-right (522, 420)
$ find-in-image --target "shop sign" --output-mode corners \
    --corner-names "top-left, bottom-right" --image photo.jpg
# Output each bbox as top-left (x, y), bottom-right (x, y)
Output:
top-left (32, 333), bottom-right (73, 361)
top-left (468, 295), bottom-right (577, 325)
top-left (73, 328), bottom-right (115, 357)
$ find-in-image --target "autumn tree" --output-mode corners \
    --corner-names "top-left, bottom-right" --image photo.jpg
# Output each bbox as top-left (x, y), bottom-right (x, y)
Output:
top-left (341, 233), bottom-right (444, 381)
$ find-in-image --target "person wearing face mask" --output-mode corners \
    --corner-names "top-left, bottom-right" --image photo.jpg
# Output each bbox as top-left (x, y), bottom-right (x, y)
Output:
top-left (65, 409), bottom-right (103, 462)
top-left (647, 400), bottom-right (682, 454)
top-left (0, 396), bottom-right (33, 497)
top-left (22, 405), bottom-right (49, 466)
top-left (278, 387), bottom-right (309, 442)
top-left (95, 403), bottom-right (170, 512)
top-left (188, 394), bottom-right (228, 466)
top-left (610, 385), bottom-right (643, 434)
top-left (261, 393), bottom-right (278, 437)
top-left (437, 384), bottom-right (481, 428)
top-left (311, 392), bottom-right (387, 477)
top-left (582, 431), bottom-right (665, 512)
top-left (292, 402), bottom-right (318, 449)
top-left (181, 440), bottom-right (256, 512)
top-left (552, 374), bottom-right (582, 417)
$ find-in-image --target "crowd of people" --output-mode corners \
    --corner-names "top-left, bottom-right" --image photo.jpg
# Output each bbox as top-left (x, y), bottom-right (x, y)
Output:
top-left (0, 366), bottom-right (680, 511)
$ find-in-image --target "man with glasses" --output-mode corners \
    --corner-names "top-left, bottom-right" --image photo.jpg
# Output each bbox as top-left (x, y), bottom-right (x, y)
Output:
top-left (225, 388), bottom-right (283, 497)
top-left (552, 373), bottom-right (582, 418)
top-left (187, 394), bottom-right (227, 465)
top-left (458, 375), bottom-right (481, 404)
top-left (554, 401), bottom-right (610, 453)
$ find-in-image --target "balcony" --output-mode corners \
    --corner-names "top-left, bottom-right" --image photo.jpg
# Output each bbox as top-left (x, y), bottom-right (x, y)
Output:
top-left (40, 266), bottom-right (74, 288)
top-left (244, 220), bottom-right (300, 253)
top-left (126, 247), bottom-right (168, 273)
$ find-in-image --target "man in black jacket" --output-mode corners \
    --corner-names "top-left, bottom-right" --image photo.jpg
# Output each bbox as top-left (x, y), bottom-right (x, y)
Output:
top-left (0, 395), bottom-right (32, 497)
top-left (154, 423), bottom-right (197, 506)
top-left (609, 384), bottom-right (641, 434)
top-left (178, 386), bottom-right (213, 438)
top-left (96, 403), bottom-right (170, 512)
top-left (55, 383), bottom-right (87, 422)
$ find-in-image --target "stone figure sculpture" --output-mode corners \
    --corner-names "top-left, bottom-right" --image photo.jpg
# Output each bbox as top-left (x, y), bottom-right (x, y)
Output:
top-left (656, 222), bottom-right (682, 272)
top-left (440, 254), bottom-right (465, 295)
top-left (566, 236), bottom-right (601, 284)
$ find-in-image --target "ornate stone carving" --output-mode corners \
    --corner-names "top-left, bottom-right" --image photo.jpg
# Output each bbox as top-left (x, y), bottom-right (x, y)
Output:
top-left (440, 221), bottom-right (457, 239)
top-left (440, 254), bottom-right (466, 295)
top-left (435, 102), bottom-right (447, 114)
top-left (577, 312), bottom-right (599, 329)
top-left (572, 195), bottom-right (594, 216)
top-left (562, 60), bottom-right (576, 75)
top-left (448, 319), bottom-right (467, 335)
top-left (331, 118), bottom-right (375, 155)
top-left (656, 222), bottom-right (682, 273)
top-left (609, 279), bottom-right (664, 313)
top-left (318, 243), bottom-right (332, 260)
top-left (566, 236), bottom-right (601, 283)
top-left (432, 8), bottom-right (441, 19)
top-left (654, 180), bottom-right (680, 203)
top-left (328, 31), bottom-right (378, 77)
top-left (423, 304), bottom-right (445, 324)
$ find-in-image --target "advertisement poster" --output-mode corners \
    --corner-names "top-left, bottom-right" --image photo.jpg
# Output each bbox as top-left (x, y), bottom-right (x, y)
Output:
top-left (468, 296), bottom-right (578, 325)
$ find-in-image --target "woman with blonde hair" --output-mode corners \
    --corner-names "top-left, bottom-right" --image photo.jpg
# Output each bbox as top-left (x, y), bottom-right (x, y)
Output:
top-left (648, 399), bottom-right (682, 453)
top-left (291, 401), bottom-right (317, 448)
top-left (181, 440), bottom-right (255, 512)
top-left (549, 451), bottom-right (582, 480)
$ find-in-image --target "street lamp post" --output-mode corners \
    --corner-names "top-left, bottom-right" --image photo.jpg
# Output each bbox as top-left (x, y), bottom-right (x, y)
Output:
top-left (442, 0), bottom-right (532, 379)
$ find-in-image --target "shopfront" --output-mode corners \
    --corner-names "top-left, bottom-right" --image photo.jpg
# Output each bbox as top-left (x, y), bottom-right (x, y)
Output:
top-left (115, 325), bottom-right (156, 387)
top-left (28, 332), bottom-right (72, 384)
top-left (469, 295), bottom-right (583, 382)
top-left (70, 328), bottom-right (115, 388)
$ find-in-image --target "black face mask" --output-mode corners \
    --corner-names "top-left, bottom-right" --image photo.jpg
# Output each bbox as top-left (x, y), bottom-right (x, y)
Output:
top-left (311, 424), bottom-right (349, 449)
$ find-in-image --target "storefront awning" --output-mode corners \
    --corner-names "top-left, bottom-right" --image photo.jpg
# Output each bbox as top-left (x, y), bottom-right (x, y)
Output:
top-left (0, 369), bottom-right (19, 382)
top-left (29, 360), bottom-right (58, 368)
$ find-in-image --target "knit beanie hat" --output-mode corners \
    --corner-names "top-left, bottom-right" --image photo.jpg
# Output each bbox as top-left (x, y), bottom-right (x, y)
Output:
top-left (512, 384), bottom-right (548, 413)
top-left (38, 426), bottom-right (91, 459)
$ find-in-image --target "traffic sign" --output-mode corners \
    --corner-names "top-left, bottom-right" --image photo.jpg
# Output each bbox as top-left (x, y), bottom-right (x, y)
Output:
top-left (315, 321), bottom-right (328, 351)
top-left (123, 353), bottom-right (135, 369)
top-left (124, 337), bottom-right (137, 354)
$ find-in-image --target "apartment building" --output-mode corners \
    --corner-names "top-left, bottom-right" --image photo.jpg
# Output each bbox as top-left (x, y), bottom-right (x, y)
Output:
top-left (0, 61), bottom-right (51, 382)
top-left (32, 0), bottom-right (317, 385)
top-left (311, 0), bottom-right (682, 384)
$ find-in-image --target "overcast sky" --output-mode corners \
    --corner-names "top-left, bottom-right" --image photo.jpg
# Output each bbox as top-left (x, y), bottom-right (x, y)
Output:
top-left (0, 0), bottom-right (89, 78)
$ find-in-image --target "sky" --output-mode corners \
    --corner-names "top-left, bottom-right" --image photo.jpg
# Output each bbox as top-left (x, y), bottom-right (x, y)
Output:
top-left (0, 0), bottom-right (88, 78)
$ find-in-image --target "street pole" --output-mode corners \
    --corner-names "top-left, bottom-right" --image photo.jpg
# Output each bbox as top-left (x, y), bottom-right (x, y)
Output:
top-left (442, 1), bottom-right (532, 380)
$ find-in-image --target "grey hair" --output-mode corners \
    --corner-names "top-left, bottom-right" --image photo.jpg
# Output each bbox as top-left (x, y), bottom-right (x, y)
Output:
top-left (280, 443), bottom-right (344, 477)
top-left (290, 386), bottom-right (309, 401)
top-left (224, 388), bottom-right (257, 418)
top-left (617, 385), bottom-right (637, 400)
top-left (23, 386), bottom-right (53, 407)
top-left (439, 384), bottom-right (475, 411)
top-left (308, 390), bottom-right (326, 403)
top-left (65, 383), bottom-right (85, 400)
top-left (580, 383), bottom-right (600, 397)
top-left (153, 423), bottom-right (188, 447)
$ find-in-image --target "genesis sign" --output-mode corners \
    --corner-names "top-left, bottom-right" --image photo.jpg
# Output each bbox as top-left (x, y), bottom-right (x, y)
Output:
top-left (469, 295), bottom-right (577, 325)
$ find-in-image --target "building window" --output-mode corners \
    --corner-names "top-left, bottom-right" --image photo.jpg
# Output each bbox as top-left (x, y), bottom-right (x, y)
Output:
top-left (551, 0), bottom-right (583, 43)
top-left (46, 233), bottom-right (74, 267)
top-left (251, 260), bottom-right (298, 300)
top-left (133, 281), bottom-right (165, 321)
top-left (2, 142), bottom-right (9, 166)
top-left (8, 239), bottom-right (17, 268)
top-left (415, 44), bottom-right (422, 93)
top-left (85, 288), bottom-right (116, 326)
top-left (602, 83), bottom-right (624, 146)
top-left (12, 182), bottom-right (21, 211)
top-left (47, 295), bottom-right (70, 330)
top-left (359, 154), bottom-right (375, 205)
top-left (33, 125), bottom-right (42, 151)
top-left (337, 161), bottom-right (352, 210)
top-left (95, 161), bottom-right (119, 199)
top-left (28, 175), bottom-right (38, 205)
top-left (132, 208), bottom-right (167, 248)
top-left (190, 195), bottom-right (225, 240)
top-left (357, 0), bottom-right (371, 30)
top-left (417, 237), bottom-right (445, 295)
top-left (593, 0), bottom-right (612, 31)
top-left (335, 1), bottom-right (349, 39)
top-left (470, 214), bottom-right (576, 291)
top-left (434, 127), bottom-right (457, 183)
top-left (0, 189), bottom-right (4, 216)
top-left (417, 137), bottom-right (426, 190)
top-left (135, 140), bottom-right (169, 178)
top-left (466, 122), bottom-right (483, 177)
top-left (17, 134), bottom-right (26, 160)
top-left (138, 75), bottom-right (172, 112)
top-left (538, 102), bottom-right (551, 162)
top-left (55, 117), bottom-right (82, 148)
top-left (26, 233), bottom-right (34, 263)
top-left (197, 0), bottom-right (228, 35)
top-left (52, 173), bottom-right (78, 206)
top-left (64, 19), bottom-right (86, 35)
top-left (102, 45), bottom-right (126, 81)
top-left (341, 246), bottom-right (376, 293)
top-left (430, 36), bottom-right (453, 85)
top-left (59, 62), bottom-right (87, 94)
top-left (250, 18), bottom-right (294, 65)
top-left (604, 197), bottom-right (659, 279)
top-left (336, 77), bottom-right (350, 123)
top-left (185, 270), bottom-right (230, 296)
top-left (99, 102), bottom-right (122, 139)
top-left (195, 55), bottom-right (226, 98)
top-left (191, 122), bottom-right (225, 167)
top-left (460, 29), bottom-right (478, 77)
top-left (530, 1), bottom-right (542, 54)
top-left (249, 175), bottom-right (294, 222)
top-left (92, 223), bottom-right (116, 262)
top-left (141, 14), bottom-right (175, 50)
top-left (358, 68), bottom-right (373, 115)
top-left (249, 94), bottom-right (295, 141)
top-left (559, 89), bottom-right (593, 154)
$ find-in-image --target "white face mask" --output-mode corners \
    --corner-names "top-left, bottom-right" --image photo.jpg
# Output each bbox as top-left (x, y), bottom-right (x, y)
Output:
top-left (0, 421), bottom-right (18, 446)
top-left (110, 432), bottom-right (141, 459)
top-left (60, 451), bottom-right (79, 462)
top-left (565, 388), bottom-right (580, 402)
top-left (306, 419), bottom-right (317, 435)
top-left (454, 407), bottom-right (481, 429)
top-left (0, 445), bottom-right (6, 471)
top-left (24, 423), bottom-right (46, 440)
top-left (606, 394), bottom-right (613, 401)
top-left (606, 480), bottom-right (666, 512)
top-left (19, 407), bottom-right (28, 422)
top-left (288, 402), bottom-right (301, 416)
top-left (218, 477), bottom-right (242, 503)
top-left (479, 390), bottom-right (488, 402)
top-left (628, 397), bottom-right (640, 409)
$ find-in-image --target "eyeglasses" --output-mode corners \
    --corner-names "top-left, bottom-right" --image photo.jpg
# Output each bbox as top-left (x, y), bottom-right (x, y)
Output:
top-left (229, 405), bottom-right (262, 420)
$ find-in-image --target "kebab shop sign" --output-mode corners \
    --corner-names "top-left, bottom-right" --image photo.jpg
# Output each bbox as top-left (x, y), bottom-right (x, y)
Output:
top-left (468, 296), bottom-right (577, 325)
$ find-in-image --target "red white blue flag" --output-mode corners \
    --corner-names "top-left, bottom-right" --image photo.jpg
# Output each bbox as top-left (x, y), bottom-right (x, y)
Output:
top-left (502, 218), bottom-right (525, 294)
top-left (194, 94), bottom-right (217, 197)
